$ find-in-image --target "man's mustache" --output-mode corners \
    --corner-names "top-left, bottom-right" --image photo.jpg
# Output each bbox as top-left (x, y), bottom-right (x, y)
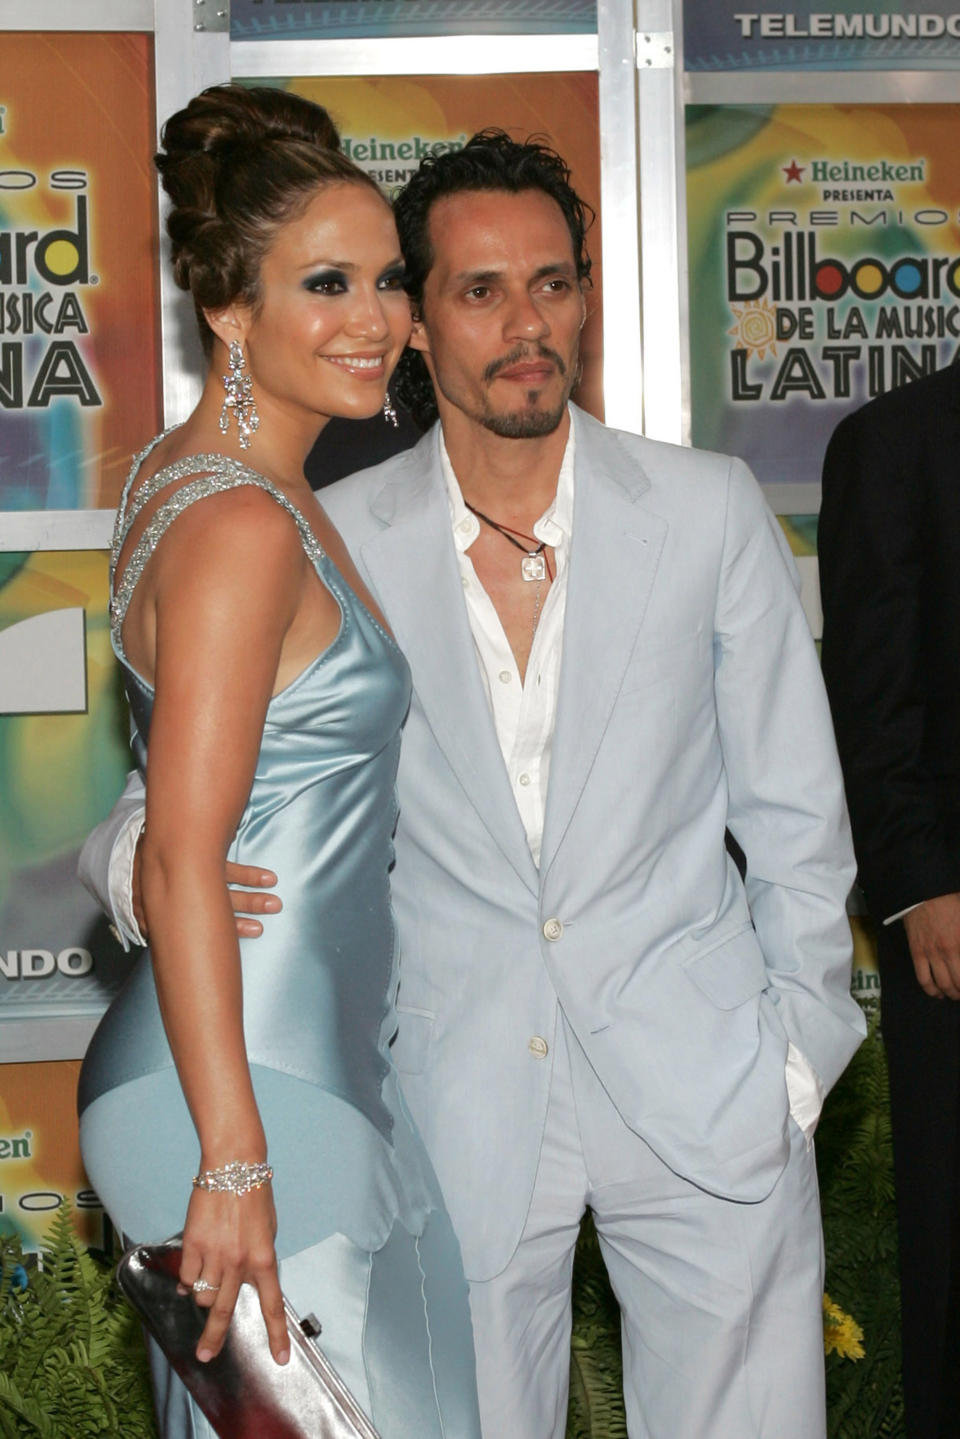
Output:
top-left (482, 345), bottom-right (568, 384)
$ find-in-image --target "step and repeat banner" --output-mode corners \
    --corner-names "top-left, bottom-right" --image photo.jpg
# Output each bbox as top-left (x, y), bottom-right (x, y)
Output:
top-left (0, 33), bottom-right (162, 513)
top-left (0, 1060), bottom-right (106, 1252)
top-left (685, 1), bottom-right (960, 512)
top-left (231, 0), bottom-right (597, 38)
top-left (0, 32), bottom-right (161, 1244)
top-left (685, 0), bottom-right (960, 72)
top-left (682, 2), bottom-right (960, 991)
top-left (687, 102), bottom-right (960, 508)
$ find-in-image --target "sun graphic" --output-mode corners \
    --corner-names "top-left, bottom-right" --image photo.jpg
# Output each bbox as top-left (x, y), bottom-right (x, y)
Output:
top-left (728, 298), bottom-right (778, 359)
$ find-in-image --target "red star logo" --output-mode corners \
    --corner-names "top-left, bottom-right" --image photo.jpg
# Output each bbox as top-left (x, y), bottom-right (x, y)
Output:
top-left (783, 159), bottom-right (805, 183)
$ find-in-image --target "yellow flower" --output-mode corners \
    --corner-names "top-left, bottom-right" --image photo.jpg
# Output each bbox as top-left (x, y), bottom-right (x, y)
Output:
top-left (823, 1292), bottom-right (865, 1360)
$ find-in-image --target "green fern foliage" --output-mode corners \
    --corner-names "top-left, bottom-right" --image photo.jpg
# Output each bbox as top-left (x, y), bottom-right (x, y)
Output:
top-left (0, 1205), bottom-right (157, 1439)
top-left (817, 1002), bottom-right (905, 1439)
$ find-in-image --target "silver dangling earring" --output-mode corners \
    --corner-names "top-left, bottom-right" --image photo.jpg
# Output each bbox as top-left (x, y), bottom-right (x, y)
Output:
top-left (382, 389), bottom-right (399, 428)
top-left (219, 339), bottom-right (260, 450)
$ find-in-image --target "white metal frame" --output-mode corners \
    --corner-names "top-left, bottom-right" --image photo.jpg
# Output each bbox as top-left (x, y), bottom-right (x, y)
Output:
top-left (597, 0), bottom-right (643, 434)
top-left (634, 0), bottom-right (687, 442)
top-left (233, 33), bottom-right (597, 75)
top-left (0, 0), bottom-right (154, 28)
top-left (155, 0), bottom-right (232, 426)
top-left (687, 68), bottom-right (960, 105)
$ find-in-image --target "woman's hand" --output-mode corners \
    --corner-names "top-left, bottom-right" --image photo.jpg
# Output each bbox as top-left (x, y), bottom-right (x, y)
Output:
top-left (178, 1179), bottom-right (290, 1366)
top-left (130, 839), bottom-right (282, 942)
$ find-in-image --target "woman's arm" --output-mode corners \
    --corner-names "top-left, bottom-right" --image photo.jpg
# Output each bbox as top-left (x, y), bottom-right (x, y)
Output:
top-left (135, 485), bottom-right (322, 1365)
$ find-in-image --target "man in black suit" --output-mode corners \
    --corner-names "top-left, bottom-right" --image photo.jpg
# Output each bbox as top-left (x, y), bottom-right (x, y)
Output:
top-left (819, 363), bottom-right (960, 1439)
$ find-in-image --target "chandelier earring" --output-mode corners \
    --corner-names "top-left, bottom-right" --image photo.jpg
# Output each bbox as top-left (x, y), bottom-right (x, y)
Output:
top-left (382, 389), bottom-right (399, 428)
top-left (219, 339), bottom-right (260, 450)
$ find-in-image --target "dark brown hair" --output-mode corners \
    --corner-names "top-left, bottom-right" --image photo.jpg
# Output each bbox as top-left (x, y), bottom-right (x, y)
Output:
top-left (155, 85), bottom-right (381, 352)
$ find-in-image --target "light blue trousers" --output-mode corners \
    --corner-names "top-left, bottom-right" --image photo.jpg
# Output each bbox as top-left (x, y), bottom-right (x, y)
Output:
top-left (467, 1016), bottom-right (826, 1439)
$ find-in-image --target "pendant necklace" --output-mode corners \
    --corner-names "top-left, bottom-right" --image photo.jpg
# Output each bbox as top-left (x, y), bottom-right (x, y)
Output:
top-left (530, 568), bottom-right (546, 644)
top-left (463, 501), bottom-right (552, 583)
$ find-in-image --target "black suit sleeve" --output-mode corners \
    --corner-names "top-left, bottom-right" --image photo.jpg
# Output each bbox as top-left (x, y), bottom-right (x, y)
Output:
top-left (819, 388), bottom-right (960, 919)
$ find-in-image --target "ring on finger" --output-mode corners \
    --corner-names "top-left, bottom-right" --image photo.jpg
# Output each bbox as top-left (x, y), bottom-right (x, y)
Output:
top-left (192, 1278), bottom-right (221, 1295)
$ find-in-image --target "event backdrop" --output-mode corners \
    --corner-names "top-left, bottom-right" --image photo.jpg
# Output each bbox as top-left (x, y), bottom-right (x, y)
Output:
top-left (0, 33), bottom-right (161, 1038)
top-left (0, 33), bottom-right (162, 511)
top-left (687, 102), bottom-right (960, 508)
top-left (0, 550), bottom-right (135, 1026)
top-left (0, 1060), bottom-right (105, 1251)
top-left (231, 0), bottom-right (597, 39)
top-left (684, 0), bottom-right (960, 71)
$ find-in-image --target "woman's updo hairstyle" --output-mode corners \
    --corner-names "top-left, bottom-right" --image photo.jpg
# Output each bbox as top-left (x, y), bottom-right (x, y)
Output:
top-left (155, 85), bottom-right (380, 352)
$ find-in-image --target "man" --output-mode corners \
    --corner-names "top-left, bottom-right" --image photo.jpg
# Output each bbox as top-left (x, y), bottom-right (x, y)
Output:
top-left (819, 366), bottom-right (960, 1439)
top-left (83, 132), bottom-right (864, 1438)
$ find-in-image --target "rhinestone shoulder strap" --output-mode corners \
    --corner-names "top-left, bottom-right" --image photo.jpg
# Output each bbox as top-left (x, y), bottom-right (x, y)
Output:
top-left (110, 447), bottom-right (327, 660)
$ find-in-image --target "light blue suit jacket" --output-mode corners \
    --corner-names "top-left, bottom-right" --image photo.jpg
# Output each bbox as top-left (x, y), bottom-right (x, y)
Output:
top-left (81, 407), bottom-right (865, 1282)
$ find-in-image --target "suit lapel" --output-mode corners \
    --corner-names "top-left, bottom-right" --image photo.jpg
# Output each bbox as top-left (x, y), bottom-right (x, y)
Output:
top-left (359, 434), bottom-right (540, 893)
top-left (540, 416), bottom-right (668, 877)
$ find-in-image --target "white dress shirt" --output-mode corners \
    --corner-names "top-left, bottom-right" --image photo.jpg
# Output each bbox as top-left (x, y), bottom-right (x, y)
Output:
top-left (440, 427), bottom-right (573, 868)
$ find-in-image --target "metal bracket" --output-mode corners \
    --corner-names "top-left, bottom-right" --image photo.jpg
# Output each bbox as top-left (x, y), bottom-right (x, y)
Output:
top-left (193, 0), bottom-right (228, 33)
top-left (635, 30), bottom-right (675, 69)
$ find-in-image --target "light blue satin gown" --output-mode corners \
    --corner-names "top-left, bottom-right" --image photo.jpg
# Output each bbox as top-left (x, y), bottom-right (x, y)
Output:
top-left (78, 438), bottom-right (482, 1439)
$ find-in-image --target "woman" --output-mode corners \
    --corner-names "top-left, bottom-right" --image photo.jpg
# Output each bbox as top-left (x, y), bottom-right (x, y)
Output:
top-left (78, 85), bottom-right (481, 1438)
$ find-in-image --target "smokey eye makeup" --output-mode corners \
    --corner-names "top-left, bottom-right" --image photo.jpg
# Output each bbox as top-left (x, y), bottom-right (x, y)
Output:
top-left (378, 264), bottom-right (407, 291)
top-left (301, 263), bottom-right (406, 295)
top-left (302, 268), bottom-right (349, 295)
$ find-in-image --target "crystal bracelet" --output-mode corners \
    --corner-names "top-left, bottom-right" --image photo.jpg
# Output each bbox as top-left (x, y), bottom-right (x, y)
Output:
top-left (192, 1160), bottom-right (273, 1197)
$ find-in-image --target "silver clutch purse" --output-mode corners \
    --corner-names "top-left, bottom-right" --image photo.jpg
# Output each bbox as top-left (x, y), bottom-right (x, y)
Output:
top-left (117, 1239), bottom-right (380, 1439)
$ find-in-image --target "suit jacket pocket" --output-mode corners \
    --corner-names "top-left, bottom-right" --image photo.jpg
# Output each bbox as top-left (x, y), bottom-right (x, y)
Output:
top-left (682, 924), bottom-right (769, 1009)
top-left (618, 631), bottom-right (704, 697)
top-left (390, 1006), bottom-right (435, 1075)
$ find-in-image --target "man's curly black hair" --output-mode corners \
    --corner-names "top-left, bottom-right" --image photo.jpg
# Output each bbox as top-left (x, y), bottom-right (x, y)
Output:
top-left (391, 129), bottom-right (594, 431)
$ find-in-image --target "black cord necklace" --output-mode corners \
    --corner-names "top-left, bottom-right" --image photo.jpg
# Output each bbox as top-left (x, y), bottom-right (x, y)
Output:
top-left (463, 500), bottom-right (552, 582)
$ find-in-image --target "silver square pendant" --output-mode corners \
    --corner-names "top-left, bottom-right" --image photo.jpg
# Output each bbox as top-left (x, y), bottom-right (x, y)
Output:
top-left (521, 553), bottom-right (547, 582)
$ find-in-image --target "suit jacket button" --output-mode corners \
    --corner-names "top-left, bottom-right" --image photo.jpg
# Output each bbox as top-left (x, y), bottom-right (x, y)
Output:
top-left (542, 918), bottom-right (563, 941)
top-left (528, 1036), bottom-right (549, 1058)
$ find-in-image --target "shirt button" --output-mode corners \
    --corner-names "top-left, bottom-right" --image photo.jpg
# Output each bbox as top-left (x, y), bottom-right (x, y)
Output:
top-left (518, 773), bottom-right (531, 786)
top-left (528, 1036), bottom-right (549, 1059)
top-left (542, 917), bottom-right (563, 941)
top-left (499, 670), bottom-right (512, 684)
top-left (458, 518), bottom-right (472, 533)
